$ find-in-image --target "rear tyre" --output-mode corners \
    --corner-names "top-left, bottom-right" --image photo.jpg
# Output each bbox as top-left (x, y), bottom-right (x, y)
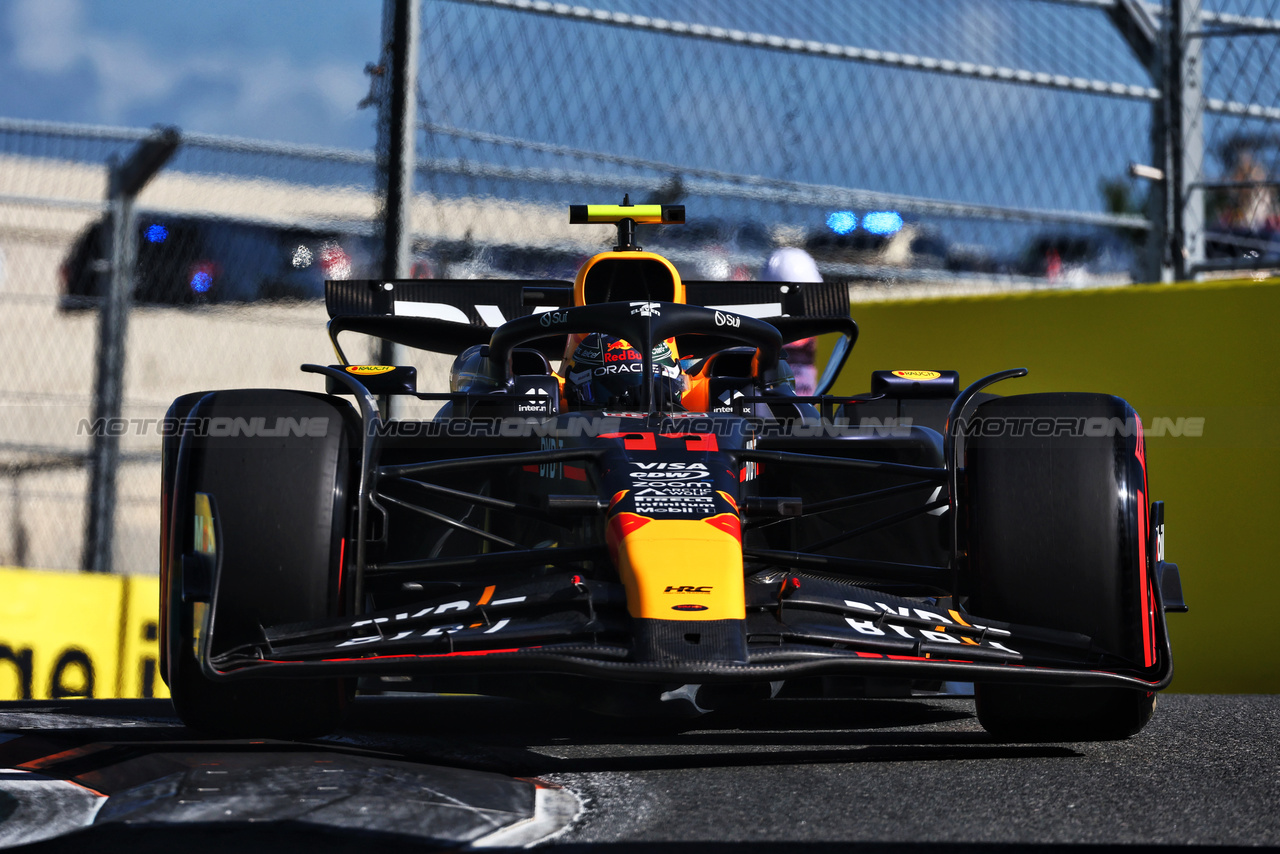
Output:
top-left (965, 393), bottom-right (1157, 741)
top-left (163, 389), bottom-right (355, 738)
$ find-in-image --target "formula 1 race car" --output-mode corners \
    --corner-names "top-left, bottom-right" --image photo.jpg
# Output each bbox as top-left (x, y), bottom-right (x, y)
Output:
top-left (159, 203), bottom-right (1185, 741)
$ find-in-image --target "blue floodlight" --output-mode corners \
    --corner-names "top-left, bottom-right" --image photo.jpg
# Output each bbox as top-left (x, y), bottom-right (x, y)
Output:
top-left (145, 223), bottom-right (168, 243)
top-left (826, 211), bottom-right (858, 235)
top-left (863, 211), bottom-right (904, 235)
top-left (190, 270), bottom-right (213, 293)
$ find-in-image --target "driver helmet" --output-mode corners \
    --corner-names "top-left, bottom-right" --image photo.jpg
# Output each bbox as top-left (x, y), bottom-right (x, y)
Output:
top-left (564, 333), bottom-right (687, 410)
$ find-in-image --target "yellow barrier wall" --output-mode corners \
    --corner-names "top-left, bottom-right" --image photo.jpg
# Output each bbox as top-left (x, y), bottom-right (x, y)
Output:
top-left (834, 277), bottom-right (1280, 693)
top-left (0, 567), bottom-right (168, 700)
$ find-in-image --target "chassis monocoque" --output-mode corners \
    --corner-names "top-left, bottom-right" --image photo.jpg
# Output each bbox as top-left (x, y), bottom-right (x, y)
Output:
top-left (159, 204), bottom-right (1184, 740)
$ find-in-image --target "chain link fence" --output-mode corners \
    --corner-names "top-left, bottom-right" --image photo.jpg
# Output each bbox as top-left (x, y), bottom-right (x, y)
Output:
top-left (418, 0), bottom-right (1161, 287)
top-left (0, 0), bottom-right (1275, 574)
top-left (1179, 0), bottom-right (1280, 274)
top-left (0, 121), bottom-right (392, 575)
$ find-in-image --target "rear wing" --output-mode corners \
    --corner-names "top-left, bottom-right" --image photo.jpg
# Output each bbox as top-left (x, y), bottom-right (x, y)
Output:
top-left (324, 278), bottom-right (856, 387)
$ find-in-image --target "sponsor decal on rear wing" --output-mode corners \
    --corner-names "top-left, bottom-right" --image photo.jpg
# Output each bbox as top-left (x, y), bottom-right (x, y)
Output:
top-left (324, 278), bottom-right (856, 360)
top-left (325, 279), bottom-right (853, 326)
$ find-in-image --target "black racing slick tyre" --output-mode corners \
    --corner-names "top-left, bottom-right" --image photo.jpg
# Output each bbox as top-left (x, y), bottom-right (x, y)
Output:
top-left (964, 393), bottom-right (1158, 741)
top-left (161, 389), bottom-right (356, 739)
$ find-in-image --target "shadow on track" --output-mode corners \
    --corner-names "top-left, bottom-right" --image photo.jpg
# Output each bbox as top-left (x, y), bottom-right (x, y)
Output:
top-left (335, 694), bottom-right (1080, 776)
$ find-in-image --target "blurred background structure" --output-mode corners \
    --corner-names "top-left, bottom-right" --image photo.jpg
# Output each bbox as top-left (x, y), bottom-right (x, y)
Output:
top-left (0, 0), bottom-right (1277, 581)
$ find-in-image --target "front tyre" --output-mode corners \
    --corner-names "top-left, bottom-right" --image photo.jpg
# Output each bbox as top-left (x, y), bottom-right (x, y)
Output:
top-left (162, 389), bottom-right (356, 738)
top-left (965, 393), bottom-right (1158, 741)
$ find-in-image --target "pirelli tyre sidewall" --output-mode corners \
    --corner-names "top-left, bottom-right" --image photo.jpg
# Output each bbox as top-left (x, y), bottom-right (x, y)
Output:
top-left (160, 390), bottom-right (214, 688)
top-left (964, 392), bottom-right (1157, 741)
top-left (162, 388), bottom-right (356, 738)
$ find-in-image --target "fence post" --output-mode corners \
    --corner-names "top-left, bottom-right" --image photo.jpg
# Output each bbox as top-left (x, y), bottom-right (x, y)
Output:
top-left (82, 127), bottom-right (180, 574)
top-left (374, 0), bottom-right (418, 420)
top-left (1146, 4), bottom-right (1173, 283)
top-left (1108, 0), bottom-right (1172, 283)
top-left (1169, 0), bottom-right (1205, 279)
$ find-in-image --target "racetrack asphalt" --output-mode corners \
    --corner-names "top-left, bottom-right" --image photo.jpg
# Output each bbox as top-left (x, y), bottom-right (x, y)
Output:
top-left (0, 693), bottom-right (1276, 851)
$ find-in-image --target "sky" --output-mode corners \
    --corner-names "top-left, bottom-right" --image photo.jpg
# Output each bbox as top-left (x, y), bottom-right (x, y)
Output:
top-left (0, 0), bottom-right (383, 149)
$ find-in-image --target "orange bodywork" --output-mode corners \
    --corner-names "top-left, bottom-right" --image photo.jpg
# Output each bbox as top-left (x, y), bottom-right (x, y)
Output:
top-left (572, 251), bottom-right (686, 306)
top-left (606, 512), bottom-right (745, 621)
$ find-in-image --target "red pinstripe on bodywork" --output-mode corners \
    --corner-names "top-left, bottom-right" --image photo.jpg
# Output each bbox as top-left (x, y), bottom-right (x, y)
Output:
top-left (262, 647), bottom-right (535, 665)
top-left (1134, 417), bottom-right (1155, 668)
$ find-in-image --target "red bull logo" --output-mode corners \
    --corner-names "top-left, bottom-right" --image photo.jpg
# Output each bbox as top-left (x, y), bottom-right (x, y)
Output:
top-left (603, 349), bottom-right (642, 362)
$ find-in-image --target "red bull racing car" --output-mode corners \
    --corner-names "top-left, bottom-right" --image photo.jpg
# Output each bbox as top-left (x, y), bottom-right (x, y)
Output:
top-left (159, 203), bottom-right (1185, 740)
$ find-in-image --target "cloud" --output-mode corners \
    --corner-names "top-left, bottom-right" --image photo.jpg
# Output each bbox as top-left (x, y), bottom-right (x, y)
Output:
top-left (10, 0), bottom-right (85, 72)
top-left (6, 0), bottom-right (369, 143)
top-left (11, 0), bottom-right (173, 110)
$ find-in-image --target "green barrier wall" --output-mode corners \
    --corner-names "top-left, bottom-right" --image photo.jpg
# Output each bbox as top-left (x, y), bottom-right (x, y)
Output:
top-left (832, 277), bottom-right (1280, 693)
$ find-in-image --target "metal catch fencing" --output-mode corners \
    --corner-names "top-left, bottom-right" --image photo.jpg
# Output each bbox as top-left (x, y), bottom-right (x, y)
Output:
top-left (0, 120), bottom-right (390, 575)
top-left (418, 0), bottom-right (1163, 286)
top-left (1172, 0), bottom-right (1280, 275)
